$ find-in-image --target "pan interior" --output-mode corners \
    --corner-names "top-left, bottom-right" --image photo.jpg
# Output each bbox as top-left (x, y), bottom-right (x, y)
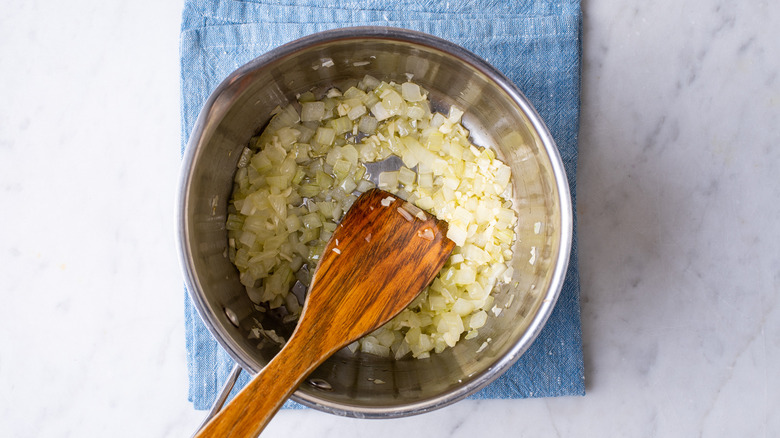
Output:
top-left (182, 34), bottom-right (565, 416)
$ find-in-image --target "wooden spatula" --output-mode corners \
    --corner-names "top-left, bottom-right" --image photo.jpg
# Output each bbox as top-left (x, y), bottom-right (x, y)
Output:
top-left (194, 188), bottom-right (455, 438)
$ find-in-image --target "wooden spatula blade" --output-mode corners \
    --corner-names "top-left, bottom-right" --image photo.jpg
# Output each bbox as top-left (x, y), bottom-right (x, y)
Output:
top-left (300, 188), bottom-right (455, 345)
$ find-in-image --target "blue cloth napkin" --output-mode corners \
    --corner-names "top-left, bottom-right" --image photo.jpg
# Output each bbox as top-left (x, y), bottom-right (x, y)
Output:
top-left (181, 0), bottom-right (584, 410)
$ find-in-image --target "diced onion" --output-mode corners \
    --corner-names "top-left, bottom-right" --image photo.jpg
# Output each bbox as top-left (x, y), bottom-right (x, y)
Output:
top-left (401, 82), bottom-right (424, 102)
top-left (228, 75), bottom-right (517, 360)
top-left (301, 101), bottom-right (325, 122)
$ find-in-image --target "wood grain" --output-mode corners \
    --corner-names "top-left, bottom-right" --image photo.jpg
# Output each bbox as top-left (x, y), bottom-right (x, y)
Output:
top-left (195, 188), bottom-right (455, 437)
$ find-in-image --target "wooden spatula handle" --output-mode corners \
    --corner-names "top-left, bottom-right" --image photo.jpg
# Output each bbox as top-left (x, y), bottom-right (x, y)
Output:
top-left (193, 333), bottom-right (325, 438)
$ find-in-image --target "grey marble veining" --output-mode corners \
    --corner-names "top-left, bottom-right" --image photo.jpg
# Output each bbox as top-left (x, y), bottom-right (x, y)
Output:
top-left (0, 0), bottom-right (778, 436)
top-left (576, 1), bottom-right (780, 436)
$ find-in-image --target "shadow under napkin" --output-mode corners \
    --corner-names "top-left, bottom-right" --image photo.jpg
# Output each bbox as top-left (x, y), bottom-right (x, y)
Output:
top-left (180, 0), bottom-right (583, 410)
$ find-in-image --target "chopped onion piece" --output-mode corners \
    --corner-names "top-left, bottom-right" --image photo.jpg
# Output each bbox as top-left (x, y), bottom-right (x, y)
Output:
top-left (315, 127), bottom-right (335, 146)
top-left (396, 207), bottom-right (413, 222)
top-left (401, 201), bottom-right (423, 219)
top-left (371, 101), bottom-right (391, 121)
top-left (347, 104), bottom-right (367, 120)
top-left (301, 101), bottom-right (325, 122)
top-left (417, 228), bottom-right (435, 241)
top-left (358, 115), bottom-right (378, 134)
top-left (401, 82), bottom-right (424, 102)
top-left (398, 166), bottom-right (416, 186)
top-left (446, 224), bottom-right (468, 247)
top-left (378, 171), bottom-right (398, 191)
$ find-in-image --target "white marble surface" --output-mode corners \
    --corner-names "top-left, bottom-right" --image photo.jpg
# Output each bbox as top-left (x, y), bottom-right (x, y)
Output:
top-left (1, 0), bottom-right (778, 436)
